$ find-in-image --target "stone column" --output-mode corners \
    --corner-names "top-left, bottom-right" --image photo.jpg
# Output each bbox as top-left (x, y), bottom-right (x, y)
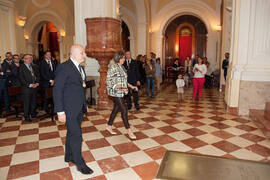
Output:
top-left (74, 0), bottom-right (120, 109)
top-left (128, 36), bottom-right (136, 58)
top-left (85, 18), bottom-right (122, 109)
top-left (225, 0), bottom-right (270, 115)
top-left (137, 22), bottom-right (147, 55)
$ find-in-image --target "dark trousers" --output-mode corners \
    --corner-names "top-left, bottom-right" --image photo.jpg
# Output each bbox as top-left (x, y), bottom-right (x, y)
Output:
top-left (0, 83), bottom-right (10, 112)
top-left (65, 110), bottom-right (86, 170)
top-left (42, 87), bottom-right (50, 112)
top-left (22, 88), bottom-right (37, 118)
top-left (205, 75), bottom-right (212, 88)
top-left (108, 97), bottom-right (130, 129)
top-left (125, 88), bottom-right (139, 109)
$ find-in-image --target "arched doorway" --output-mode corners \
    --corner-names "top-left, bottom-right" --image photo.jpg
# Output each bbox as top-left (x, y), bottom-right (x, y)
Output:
top-left (121, 21), bottom-right (130, 52)
top-left (165, 15), bottom-right (208, 65)
top-left (37, 22), bottom-right (60, 62)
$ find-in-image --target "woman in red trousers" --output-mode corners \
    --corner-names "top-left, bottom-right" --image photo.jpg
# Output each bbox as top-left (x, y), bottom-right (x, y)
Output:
top-left (192, 57), bottom-right (207, 100)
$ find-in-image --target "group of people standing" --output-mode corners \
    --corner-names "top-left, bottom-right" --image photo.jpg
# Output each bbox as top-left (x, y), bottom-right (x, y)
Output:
top-left (0, 51), bottom-right (58, 121)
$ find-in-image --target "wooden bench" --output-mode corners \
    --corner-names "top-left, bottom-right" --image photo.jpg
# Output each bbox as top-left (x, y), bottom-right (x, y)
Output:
top-left (8, 86), bottom-right (23, 117)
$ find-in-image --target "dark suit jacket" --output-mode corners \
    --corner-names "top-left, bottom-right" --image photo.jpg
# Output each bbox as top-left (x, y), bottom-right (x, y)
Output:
top-left (123, 59), bottom-right (140, 86)
top-left (1, 60), bottom-right (14, 86)
top-left (53, 59), bottom-right (87, 116)
top-left (19, 63), bottom-right (40, 91)
top-left (222, 59), bottom-right (229, 76)
top-left (40, 59), bottom-right (57, 88)
top-left (10, 63), bottom-right (21, 86)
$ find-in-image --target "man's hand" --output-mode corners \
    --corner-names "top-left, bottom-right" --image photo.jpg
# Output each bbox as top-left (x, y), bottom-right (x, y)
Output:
top-left (6, 69), bottom-right (11, 72)
top-left (50, 80), bottom-right (54, 86)
top-left (58, 113), bottom-right (66, 123)
top-left (133, 86), bottom-right (138, 91)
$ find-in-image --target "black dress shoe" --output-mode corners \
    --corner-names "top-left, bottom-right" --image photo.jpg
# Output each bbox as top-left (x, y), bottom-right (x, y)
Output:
top-left (65, 159), bottom-right (75, 164)
top-left (136, 107), bottom-right (140, 110)
top-left (78, 166), bottom-right (94, 174)
top-left (25, 118), bottom-right (32, 122)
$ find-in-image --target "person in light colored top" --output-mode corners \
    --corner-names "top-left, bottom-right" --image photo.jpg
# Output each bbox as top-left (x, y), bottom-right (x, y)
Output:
top-left (184, 56), bottom-right (192, 75)
top-left (193, 57), bottom-right (207, 100)
top-left (106, 51), bottom-right (138, 140)
top-left (176, 74), bottom-right (185, 101)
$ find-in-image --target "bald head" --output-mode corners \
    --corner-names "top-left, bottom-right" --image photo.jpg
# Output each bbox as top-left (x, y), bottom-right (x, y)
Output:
top-left (70, 44), bottom-right (86, 63)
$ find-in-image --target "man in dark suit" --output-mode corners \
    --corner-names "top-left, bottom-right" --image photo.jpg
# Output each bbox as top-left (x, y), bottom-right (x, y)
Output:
top-left (53, 44), bottom-right (93, 175)
top-left (123, 51), bottom-right (141, 110)
top-left (19, 54), bottom-right (40, 122)
top-left (222, 52), bottom-right (229, 81)
top-left (0, 63), bottom-right (11, 113)
top-left (40, 50), bottom-right (57, 113)
top-left (10, 54), bottom-right (21, 86)
top-left (2, 52), bottom-right (14, 87)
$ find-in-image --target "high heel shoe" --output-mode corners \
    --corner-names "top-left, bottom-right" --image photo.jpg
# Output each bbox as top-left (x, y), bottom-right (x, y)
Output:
top-left (127, 129), bottom-right (136, 140)
top-left (106, 125), bottom-right (116, 135)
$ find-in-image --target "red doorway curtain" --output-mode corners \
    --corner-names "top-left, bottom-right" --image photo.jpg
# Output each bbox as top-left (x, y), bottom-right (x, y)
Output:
top-left (179, 35), bottom-right (192, 66)
top-left (49, 32), bottom-right (59, 54)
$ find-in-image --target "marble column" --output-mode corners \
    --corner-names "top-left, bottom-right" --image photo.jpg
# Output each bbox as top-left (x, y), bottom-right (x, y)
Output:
top-left (225, 0), bottom-right (270, 115)
top-left (74, 0), bottom-right (120, 109)
top-left (85, 18), bottom-right (122, 109)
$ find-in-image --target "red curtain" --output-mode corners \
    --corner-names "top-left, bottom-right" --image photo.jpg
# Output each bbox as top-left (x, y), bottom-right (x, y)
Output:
top-left (49, 32), bottom-right (59, 53)
top-left (179, 35), bottom-right (192, 66)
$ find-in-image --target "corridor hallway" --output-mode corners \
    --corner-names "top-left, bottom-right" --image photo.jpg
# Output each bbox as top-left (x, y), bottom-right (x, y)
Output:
top-left (0, 85), bottom-right (270, 179)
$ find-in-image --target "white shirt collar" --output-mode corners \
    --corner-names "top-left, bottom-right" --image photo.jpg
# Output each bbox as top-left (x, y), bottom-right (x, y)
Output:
top-left (70, 58), bottom-right (80, 70)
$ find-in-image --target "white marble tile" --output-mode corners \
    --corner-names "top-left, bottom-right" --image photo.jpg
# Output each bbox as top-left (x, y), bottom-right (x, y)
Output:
top-left (163, 141), bottom-right (192, 152)
top-left (0, 145), bottom-right (15, 156)
top-left (106, 135), bottom-right (130, 145)
top-left (11, 150), bottom-right (39, 165)
top-left (133, 138), bottom-right (159, 150)
top-left (16, 134), bottom-right (39, 144)
top-left (168, 131), bottom-right (192, 141)
top-left (196, 145), bottom-right (226, 156)
top-left (227, 136), bottom-right (254, 148)
top-left (0, 131), bottom-right (19, 139)
top-left (105, 168), bottom-right (141, 180)
top-left (39, 138), bottom-right (63, 149)
top-left (39, 155), bottom-right (68, 173)
top-left (122, 151), bottom-right (152, 166)
top-left (0, 167), bottom-right (9, 180)
top-left (142, 129), bottom-right (165, 137)
top-left (91, 146), bottom-right (119, 161)
top-left (82, 131), bottom-right (104, 141)
top-left (230, 149), bottom-right (264, 161)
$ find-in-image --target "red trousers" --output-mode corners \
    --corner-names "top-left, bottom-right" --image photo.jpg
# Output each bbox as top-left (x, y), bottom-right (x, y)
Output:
top-left (193, 77), bottom-right (205, 99)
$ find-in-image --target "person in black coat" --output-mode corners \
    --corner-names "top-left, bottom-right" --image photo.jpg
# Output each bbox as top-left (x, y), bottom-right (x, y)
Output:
top-left (10, 54), bottom-right (21, 86)
top-left (123, 51), bottom-right (141, 110)
top-left (53, 44), bottom-right (93, 175)
top-left (19, 54), bottom-right (40, 122)
top-left (40, 50), bottom-right (57, 113)
top-left (2, 52), bottom-right (14, 87)
top-left (222, 53), bottom-right (229, 81)
top-left (0, 63), bottom-right (11, 113)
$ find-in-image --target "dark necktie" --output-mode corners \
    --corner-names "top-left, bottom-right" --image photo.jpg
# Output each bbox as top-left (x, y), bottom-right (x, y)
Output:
top-left (78, 65), bottom-right (85, 81)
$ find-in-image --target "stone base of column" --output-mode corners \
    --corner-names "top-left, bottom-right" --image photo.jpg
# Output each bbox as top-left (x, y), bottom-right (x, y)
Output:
top-left (85, 17), bottom-right (122, 110)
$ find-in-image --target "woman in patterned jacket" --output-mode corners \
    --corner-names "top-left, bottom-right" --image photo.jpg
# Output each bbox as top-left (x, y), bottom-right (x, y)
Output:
top-left (106, 51), bottom-right (138, 140)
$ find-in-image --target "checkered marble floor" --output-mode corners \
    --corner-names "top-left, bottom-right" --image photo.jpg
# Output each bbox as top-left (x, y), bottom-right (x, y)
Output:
top-left (0, 85), bottom-right (270, 180)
